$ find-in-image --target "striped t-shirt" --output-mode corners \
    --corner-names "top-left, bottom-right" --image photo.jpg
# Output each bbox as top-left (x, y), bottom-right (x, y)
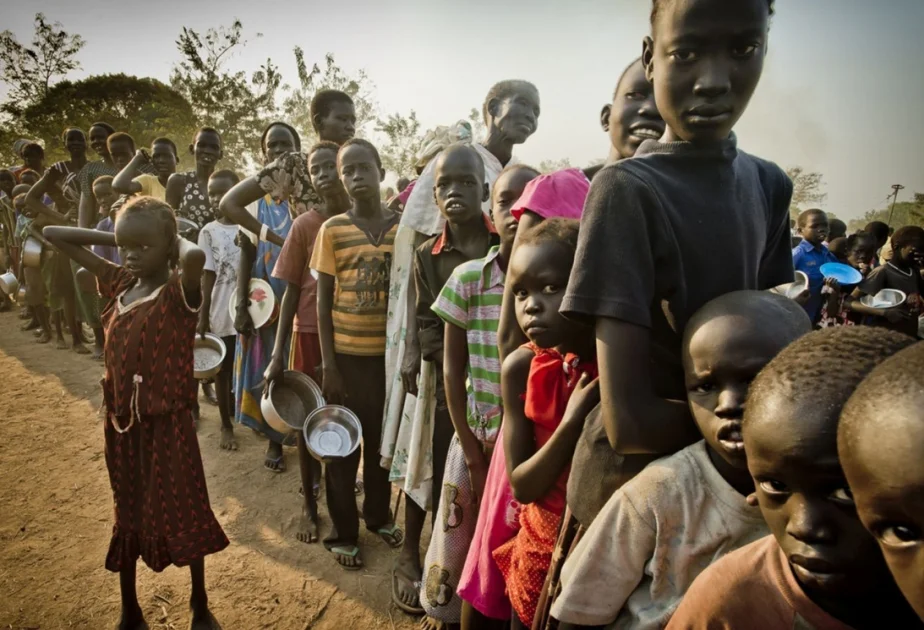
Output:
top-left (309, 211), bottom-right (399, 356)
top-left (431, 245), bottom-right (505, 446)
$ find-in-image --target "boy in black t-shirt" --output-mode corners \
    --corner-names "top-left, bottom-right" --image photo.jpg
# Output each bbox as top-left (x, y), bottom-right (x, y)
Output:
top-left (561, 0), bottom-right (794, 527)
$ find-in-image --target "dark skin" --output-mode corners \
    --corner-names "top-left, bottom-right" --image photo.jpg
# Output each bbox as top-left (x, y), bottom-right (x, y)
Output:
top-left (798, 211), bottom-right (829, 247)
top-left (745, 390), bottom-right (920, 629)
top-left (314, 101), bottom-right (357, 146)
top-left (21, 148), bottom-right (45, 175)
top-left (503, 241), bottom-right (598, 505)
top-left (851, 236), bottom-right (924, 324)
top-left (602, 59), bottom-right (665, 163)
top-left (197, 175), bottom-right (239, 452)
top-left (482, 88), bottom-right (540, 168)
top-left (79, 138), bottom-right (133, 228)
top-left (166, 129), bottom-right (223, 211)
top-left (593, 0), bottom-right (770, 455)
top-left (44, 215), bottom-right (213, 630)
top-left (112, 141), bottom-right (178, 194)
top-left (262, 147), bottom-right (351, 545)
top-left (77, 125), bottom-right (114, 228)
top-left (841, 389), bottom-right (924, 622)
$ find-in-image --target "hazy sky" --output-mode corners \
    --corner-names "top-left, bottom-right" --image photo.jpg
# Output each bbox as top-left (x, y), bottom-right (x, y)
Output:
top-left (5, 0), bottom-right (924, 220)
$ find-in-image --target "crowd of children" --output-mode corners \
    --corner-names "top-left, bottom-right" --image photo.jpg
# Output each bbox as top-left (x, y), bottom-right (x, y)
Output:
top-left (1, 0), bottom-right (923, 629)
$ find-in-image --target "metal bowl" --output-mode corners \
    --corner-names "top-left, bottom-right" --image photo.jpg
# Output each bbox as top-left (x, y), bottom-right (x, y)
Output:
top-left (773, 270), bottom-right (809, 300)
top-left (16, 285), bottom-right (27, 304)
top-left (860, 288), bottom-right (907, 310)
top-left (261, 370), bottom-right (325, 437)
top-left (176, 217), bottom-right (199, 238)
top-left (0, 271), bottom-right (19, 296)
top-left (193, 333), bottom-right (227, 379)
top-left (22, 237), bottom-right (42, 268)
top-left (303, 405), bottom-right (362, 462)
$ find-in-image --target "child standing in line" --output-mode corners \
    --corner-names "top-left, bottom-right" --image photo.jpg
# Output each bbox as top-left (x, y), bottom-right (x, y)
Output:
top-left (552, 292), bottom-right (810, 629)
top-left (497, 219), bottom-right (599, 629)
top-left (396, 143), bottom-right (497, 622)
top-left (310, 139), bottom-right (402, 570)
top-left (44, 196), bottom-right (228, 630)
top-left (817, 232), bottom-right (877, 329)
top-left (15, 191), bottom-right (54, 343)
top-left (197, 170), bottom-right (242, 451)
top-left (665, 327), bottom-right (920, 630)
top-left (560, 0), bottom-right (794, 531)
top-left (455, 165), bottom-right (540, 630)
top-left (792, 209), bottom-right (838, 323)
top-left (839, 343), bottom-right (924, 622)
top-left (92, 176), bottom-right (122, 264)
top-left (112, 137), bottom-right (179, 202)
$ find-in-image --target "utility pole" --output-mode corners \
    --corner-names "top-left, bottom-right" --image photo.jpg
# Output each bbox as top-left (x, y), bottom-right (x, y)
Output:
top-left (887, 184), bottom-right (905, 226)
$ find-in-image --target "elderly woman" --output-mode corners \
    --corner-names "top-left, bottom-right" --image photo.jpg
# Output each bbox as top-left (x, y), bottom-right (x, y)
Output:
top-left (385, 79), bottom-right (540, 619)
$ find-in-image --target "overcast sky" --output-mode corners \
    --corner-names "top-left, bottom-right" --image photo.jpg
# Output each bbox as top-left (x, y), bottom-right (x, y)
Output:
top-left (5, 0), bottom-right (924, 219)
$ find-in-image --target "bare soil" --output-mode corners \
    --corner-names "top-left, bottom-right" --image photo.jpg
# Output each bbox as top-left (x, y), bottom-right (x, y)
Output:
top-left (0, 311), bottom-right (421, 629)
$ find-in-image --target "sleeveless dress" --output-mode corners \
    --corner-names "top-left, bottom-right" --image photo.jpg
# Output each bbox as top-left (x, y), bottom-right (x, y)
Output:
top-left (175, 172), bottom-right (215, 229)
top-left (98, 262), bottom-right (228, 572)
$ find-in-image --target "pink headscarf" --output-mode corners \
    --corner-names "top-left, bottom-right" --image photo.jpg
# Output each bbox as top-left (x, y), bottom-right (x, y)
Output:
top-left (510, 168), bottom-right (590, 222)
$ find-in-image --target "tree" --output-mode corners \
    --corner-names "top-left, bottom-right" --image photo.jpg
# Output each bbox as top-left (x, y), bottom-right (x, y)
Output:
top-left (848, 194), bottom-right (924, 233)
top-left (15, 74), bottom-right (196, 167)
top-left (375, 111), bottom-right (428, 178)
top-left (786, 166), bottom-right (828, 220)
top-left (0, 13), bottom-right (85, 117)
top-left (468, 107), bottom-right (487, 142)
top-left (539, 158), bottom-right (573, 174)
top-left (170, 20), bottom-right (281, 171)
top-left (282, 50), bottom-right (377, 146)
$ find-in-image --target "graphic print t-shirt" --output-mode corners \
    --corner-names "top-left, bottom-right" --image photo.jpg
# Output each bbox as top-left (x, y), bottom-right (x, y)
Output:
top-left (309, 212), bottom-right (399, 356)
top-left (198, 220), bottom-right (241, 337)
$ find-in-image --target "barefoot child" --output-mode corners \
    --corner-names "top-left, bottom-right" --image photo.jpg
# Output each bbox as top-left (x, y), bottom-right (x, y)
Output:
top-left (840, 343), bottom-right (924, 621)
top-left (44, 196), bottom-right (228, 630)
top-left (264, 141), bottom-right (352, 545)
top-left (666, 327), bottom-right (921, 630)
top-left (552, 292), bottom-right (811, 629)
top-left (497, 218), bottom-right (599, 629)
top-left (310, 139), bottom-right (402, 569)
top-left (197, 170), bottom-right (242, 451)
top-left (398, 143), bottom-right (497, 622)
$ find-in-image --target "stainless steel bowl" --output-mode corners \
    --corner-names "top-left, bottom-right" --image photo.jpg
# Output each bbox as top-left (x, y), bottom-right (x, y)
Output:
top-left (261, 371), bottom-right (325, 437)
top-left (176, 217), bottom-right (199, 239)
top-left (0, 271), bottom-right (19, 296)
top-left (16, 285), bottom-right (27, 304)
top-left (303, 405), bottom-right (362, 462)
top-left (193, 333), bottom-right (227, 379)
top-left (860, 288), bottom-right (907, 310)
top-left (22, 237), bottom-right (42, 268)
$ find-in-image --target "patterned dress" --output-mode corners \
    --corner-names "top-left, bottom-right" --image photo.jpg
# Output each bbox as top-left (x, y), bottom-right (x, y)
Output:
top-left (98, 262), bottom-right (228, 572)
top-left (175, 172), bottom-right (217, 228)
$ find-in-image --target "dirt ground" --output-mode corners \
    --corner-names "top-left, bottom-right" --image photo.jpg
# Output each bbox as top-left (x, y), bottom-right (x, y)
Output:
top-left (0, 310), bottom-right (422, 630)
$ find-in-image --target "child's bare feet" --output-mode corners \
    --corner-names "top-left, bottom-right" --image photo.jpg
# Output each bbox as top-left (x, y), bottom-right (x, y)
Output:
top-left (21, 318), bottom-right (38, 331)
top-left (189, 600), bottom-right (218, 630)
top-left (219, 426), bottom-right (238, 451)
top-left (92, 343), bottom-right (105, 361)
top-left (56, 337), bottom-right (69, 350)
top-left (115, 604), bottom-right (147, 630)
top-left (72, 340), bottom-right (91, 355)
top-left (296, 507), bottom-right (320, 544)
top-left (36, 330), bottom-right (51, 344)
top-left (419, 617), bottom-right (445, 630)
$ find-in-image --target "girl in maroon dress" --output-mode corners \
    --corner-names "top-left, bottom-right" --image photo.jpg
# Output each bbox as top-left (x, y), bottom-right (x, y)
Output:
top-left (45, 196), bottom-right (228, 630)
top-left (495, 219), bottom-right (599, 629)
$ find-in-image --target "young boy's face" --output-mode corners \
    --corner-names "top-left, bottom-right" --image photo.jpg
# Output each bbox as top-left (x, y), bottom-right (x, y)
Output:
top-left (0, 173), bottom-right (14, 197)
top-left (151, 141), bottom-right (178, 177)
top-left (207, 176), bottom-right (235, 214)
top-left (338, 144), bottom-right (383, 202)
top-left (799, 211), bottom-right (829, 246)
top-left (89, 125), bottom-right (111, 157)
top-left (684, 314), bottom-right (789, 470)
top-left (264, 126), bottom-right (297, 163)
top-left (318, 101), bottom-right (356, 146)
top-left (491, 168), bottom-right (537, 253)
top-left (433, 147), bottom-right (487, 226)
top-left (64, 131), bottom-right (87, 156)
top-left (20, 171), bottom-right (39, 186)
top-left (745, 392), bottom-right (889, 601)
top-left (307, 148), bottom-right (342, 198)
top-left (896, 237), bottom-right (924, 268)
top-left (604, 60), bottom-right (664, 159)
top-left (842, 395), bottom-right (924, 620)
top-left (109, 140), bottom-right (134, 170)
top-left (644, 0), bottom-right (769, 143)
top-left (192, 130), bottom-right (222, 168)
top-left (847, 236), bottom-right (876, 274)
top-left (93, 182), bottom-right (118, 213)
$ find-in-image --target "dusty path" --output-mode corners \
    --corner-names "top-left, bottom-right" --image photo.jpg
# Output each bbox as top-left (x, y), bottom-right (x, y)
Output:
top-left (0, 311), bottom-right (421, 629)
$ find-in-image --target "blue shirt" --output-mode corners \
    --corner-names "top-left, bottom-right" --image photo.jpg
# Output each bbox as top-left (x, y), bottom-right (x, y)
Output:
top-left (792, 239), bottom-right (838, 321)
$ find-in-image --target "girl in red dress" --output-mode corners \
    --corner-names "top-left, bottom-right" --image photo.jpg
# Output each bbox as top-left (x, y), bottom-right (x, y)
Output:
top-left (45, 196), bottom-right (228, 630)
top-left (495, 218), bottom-right (599, 629)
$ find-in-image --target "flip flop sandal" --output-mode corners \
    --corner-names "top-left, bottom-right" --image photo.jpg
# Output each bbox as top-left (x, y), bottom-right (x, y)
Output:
top-left (331, 545), bottom-right (363, 571)
top-left (391, 567), bottom-right (424, 615)
top-left (297, 484), bottom-right (322, 500)
top-left (264, 455), bottom-right (286, 473)
top-left (376, 524), bottom-right (404, 548)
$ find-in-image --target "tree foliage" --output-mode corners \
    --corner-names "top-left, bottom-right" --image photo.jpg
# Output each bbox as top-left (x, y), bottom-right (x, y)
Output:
top-left (375, 111), bottom-right (427, 178)
top-left (786, 166), bottom-right (828, 219)
top-left (539, 158), bottom-right (573, 174)
top-left (0, 13), bottom-right (85, 117)
top-left (848, 193), bottom-right (924, 233)
top-left (169, 20), bottom-right (281, 171)
top-left (282, 50), bottom-right (377, 147)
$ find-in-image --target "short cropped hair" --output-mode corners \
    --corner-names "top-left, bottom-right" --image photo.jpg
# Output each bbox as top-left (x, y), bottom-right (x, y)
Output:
top-left (306, 140), bottom-right (340, 161)
top-left (61, 128), bottom-right (86, 143)
top-left (260, 121), bottom-right (301, 155)
top-left (613, 57), bottom-right (644, 99)
top-left (209, 169), bottom-right (240, 186)
top-left (116, 196), bottom-right (177, 243)
top-left (338, 138), bottom-right (382, 170)
top-left (92, 175), bottom-right (114, 189)
top-left (310, 90), bottom-right (355, 132)
top-left (90, 122), bottom-right (115, 135)
top-left (482, 80), bottom-right (539, 123)
top-left (864, 221), bottom-right (890, 244)
top-left (107, 132), bottom-right (136, 153)
top-left (891, 225), bottom-right (924, 252)
top-left (651, 0), bottom-right (774, 27)
top-left (21, 143), bottom-right (43, 158)
top-left (797, 208), bottom-right (826, 228)
top-left (517, 217), bottom-right (580, 262)
top-left (194, 126), bottom-right (222, 144)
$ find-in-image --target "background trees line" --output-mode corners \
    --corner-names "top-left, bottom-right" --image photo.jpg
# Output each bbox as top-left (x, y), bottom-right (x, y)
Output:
top-left (1, 14), bottom-right (921, 229)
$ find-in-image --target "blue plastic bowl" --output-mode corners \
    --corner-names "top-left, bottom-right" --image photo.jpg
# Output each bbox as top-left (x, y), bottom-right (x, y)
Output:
top-left (820, 262), bottom-right (863, 286)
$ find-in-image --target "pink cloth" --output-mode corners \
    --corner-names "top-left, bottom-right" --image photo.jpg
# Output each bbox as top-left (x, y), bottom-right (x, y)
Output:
top-left (397, 179), bottom-right (416, 206)
top-left (510, 168), bottom-right (590, 222)
top-left (457, 434), bottom-right (521, 620)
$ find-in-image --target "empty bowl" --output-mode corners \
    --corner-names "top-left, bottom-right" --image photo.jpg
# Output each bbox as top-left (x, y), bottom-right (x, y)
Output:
top-left (193, 333), bottom-right (227, 379)
top-left (303, 405), bottom-right (362, 462)
top-left (0, 271), bottom-right (19, 296)
top-left (22, 237), bottom-right (42, 268)
top-left (261, 371), bottom-right (325, 438)
top-left (820, 262), bottom-right (863, 286)
top-left (774, 270), bottom-right (809, 300)
top-left (860, 288), bottom-right (907, 310)
top-left (176, 217), bottom-right (199, 238)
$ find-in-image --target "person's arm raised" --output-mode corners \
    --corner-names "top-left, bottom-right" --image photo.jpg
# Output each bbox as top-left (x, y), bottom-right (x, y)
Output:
top-left (42, 226), bottom-right (114, 276)
top-left (220, 177), bottom-right (285, 248)
top-left (112, 151), bottom-right (147, 195)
